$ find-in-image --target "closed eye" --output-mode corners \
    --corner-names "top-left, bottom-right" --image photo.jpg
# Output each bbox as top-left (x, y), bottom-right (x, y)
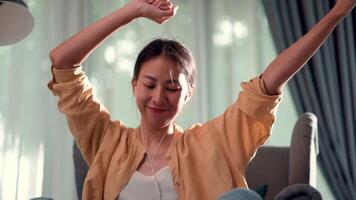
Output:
top-left (167, 87), bottom-right (182, 92)
top-left (144, 84), bottom-right (155, 89)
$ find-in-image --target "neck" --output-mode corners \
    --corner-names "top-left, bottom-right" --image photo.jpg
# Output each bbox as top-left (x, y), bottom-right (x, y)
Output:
top-left (140, 121), bottom-right (174, 146)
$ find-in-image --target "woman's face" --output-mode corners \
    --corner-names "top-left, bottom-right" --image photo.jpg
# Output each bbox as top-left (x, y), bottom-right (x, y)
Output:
top-left (132, 55), bottom-right (192, 128)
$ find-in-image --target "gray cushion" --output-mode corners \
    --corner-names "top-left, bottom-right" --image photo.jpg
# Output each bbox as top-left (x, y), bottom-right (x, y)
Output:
top-left (274, 184), bottom-right (322, 200)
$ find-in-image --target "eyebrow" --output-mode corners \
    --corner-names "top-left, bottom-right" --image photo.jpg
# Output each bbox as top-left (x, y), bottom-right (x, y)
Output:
top-left (143, 75), bottom-right (180, 84)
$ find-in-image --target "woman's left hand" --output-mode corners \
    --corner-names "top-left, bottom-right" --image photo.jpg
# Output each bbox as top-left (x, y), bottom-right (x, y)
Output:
top-left (333, 0), bottom-right (356, 16)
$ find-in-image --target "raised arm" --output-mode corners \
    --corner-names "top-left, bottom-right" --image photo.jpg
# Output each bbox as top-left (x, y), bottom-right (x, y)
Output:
top-left (49, 0), bottom-right (177, 69)
top-left (262, 0), bottom-right (355, 95)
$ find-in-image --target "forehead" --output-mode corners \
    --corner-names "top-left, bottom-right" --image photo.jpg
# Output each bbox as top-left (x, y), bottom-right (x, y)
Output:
top-left (139, 55), bottom-right (182, 80)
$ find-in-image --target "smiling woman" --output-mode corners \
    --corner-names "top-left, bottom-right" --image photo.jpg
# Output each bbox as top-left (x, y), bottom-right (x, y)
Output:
top-left (131, 39), bottom-right (195, 132)
top-left (47, 0), bottom-right (355, 199)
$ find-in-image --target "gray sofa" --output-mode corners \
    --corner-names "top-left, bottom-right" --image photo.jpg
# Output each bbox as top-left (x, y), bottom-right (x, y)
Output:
top-left (246, 112), bottom-right (321, 200)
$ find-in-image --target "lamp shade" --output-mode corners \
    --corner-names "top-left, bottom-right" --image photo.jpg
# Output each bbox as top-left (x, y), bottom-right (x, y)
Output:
top-left (0, 0), bottom-right (34, 46)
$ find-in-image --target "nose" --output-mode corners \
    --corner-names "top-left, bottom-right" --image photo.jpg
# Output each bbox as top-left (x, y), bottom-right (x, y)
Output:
top-left (152, 86), bottom-right (167, 104)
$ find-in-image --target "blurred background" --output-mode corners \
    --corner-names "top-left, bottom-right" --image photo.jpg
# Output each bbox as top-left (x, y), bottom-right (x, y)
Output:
top-left (0, 0), bottom-right (336, 199)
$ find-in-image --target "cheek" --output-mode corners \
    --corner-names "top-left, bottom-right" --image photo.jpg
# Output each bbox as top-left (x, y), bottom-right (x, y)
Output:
top-left (134, 87), bottom-right (148, 104)
top-left (171, 92), bottom-right (186, 107)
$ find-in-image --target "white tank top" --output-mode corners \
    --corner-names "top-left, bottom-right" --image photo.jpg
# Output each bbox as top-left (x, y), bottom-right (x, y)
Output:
top-left (118, 166), bottom-right (177, 200)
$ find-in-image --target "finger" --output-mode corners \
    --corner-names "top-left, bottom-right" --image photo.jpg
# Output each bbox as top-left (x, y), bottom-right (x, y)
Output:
top-left (159, 5), bottom-right (177, 17)
top-left (154, 14), bottom-right (172, 24)
top-left (152, 0), bottom-right (161, 6)
top-left (161, 16), bottom-right (171, 21)
top-left (160, 17), bottom-right (171, 24)
top-left (157, 2), bottom-right (172, 9)
top-left (154, 18), bottom-right (164, 24)
top-left (159, 5), bottom-right (171, 10)
top-left (153, 0), bottom-right (169, 6)
top-left (173, 5), bottom-right (178, 15)
top-left (155, 16), bottom-right (169, 22)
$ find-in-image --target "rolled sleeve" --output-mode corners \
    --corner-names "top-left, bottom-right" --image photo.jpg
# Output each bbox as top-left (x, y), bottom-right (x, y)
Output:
top-left (202, 75), bottom-right (283, 169)
top-left (237, 75), bottom-right (282, 130)
top-left (48, 66), bottom-right (112, 165)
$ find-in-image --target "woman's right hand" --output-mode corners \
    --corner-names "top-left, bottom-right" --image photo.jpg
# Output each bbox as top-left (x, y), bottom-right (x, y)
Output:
top-left (129, 0), bottom-right (178, 24)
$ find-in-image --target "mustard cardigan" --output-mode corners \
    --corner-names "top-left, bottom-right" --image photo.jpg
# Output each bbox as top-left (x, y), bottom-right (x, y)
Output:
top-left (48, 66), bottom-right (282, 200)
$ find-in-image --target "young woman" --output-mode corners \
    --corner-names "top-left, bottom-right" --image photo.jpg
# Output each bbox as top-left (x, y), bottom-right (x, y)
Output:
top-left (48, 0), bottom-right (355, 199)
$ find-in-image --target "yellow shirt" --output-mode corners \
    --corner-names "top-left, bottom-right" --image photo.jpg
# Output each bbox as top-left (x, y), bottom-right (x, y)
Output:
top-left (48, 66), bottom-right (282, 200)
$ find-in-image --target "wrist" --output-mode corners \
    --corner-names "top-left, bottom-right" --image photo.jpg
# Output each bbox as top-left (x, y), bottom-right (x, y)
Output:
top-left (323, 6), bottom-right (347, 26)
top-left (331, 4), bottom-right (352, 19)
top-left (124, 1), bottom-right (143, 19)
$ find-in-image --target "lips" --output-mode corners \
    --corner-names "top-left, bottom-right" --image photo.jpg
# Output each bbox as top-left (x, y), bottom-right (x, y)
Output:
top-left (147, 106), bottom-right (169, 113)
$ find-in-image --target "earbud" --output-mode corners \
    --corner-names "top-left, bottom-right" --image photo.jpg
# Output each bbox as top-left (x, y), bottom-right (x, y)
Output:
top-left (184, 95), bottom-right (189, 102)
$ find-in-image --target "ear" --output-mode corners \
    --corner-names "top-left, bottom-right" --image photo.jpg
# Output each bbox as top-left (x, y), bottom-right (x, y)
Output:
top-left (131, 79), bottom-right (138, 95)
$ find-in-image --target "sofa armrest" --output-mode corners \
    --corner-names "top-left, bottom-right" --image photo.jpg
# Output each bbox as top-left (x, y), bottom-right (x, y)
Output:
top-left (274, 184), bottom-right (322, 200)
top-left (289, 112), bottom-right (318, 186)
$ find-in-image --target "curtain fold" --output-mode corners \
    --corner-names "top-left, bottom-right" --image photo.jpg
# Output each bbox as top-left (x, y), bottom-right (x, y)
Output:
top-left (262, 0), bottom-right (356, 199)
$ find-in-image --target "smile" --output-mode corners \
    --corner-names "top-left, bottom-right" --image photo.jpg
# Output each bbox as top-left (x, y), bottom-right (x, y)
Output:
top-left (147, 106), bottom-right (169, 113)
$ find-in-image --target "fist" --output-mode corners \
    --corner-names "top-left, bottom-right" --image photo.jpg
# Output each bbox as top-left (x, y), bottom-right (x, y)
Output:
top-left (130, 0), bottom-right (178, 24)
